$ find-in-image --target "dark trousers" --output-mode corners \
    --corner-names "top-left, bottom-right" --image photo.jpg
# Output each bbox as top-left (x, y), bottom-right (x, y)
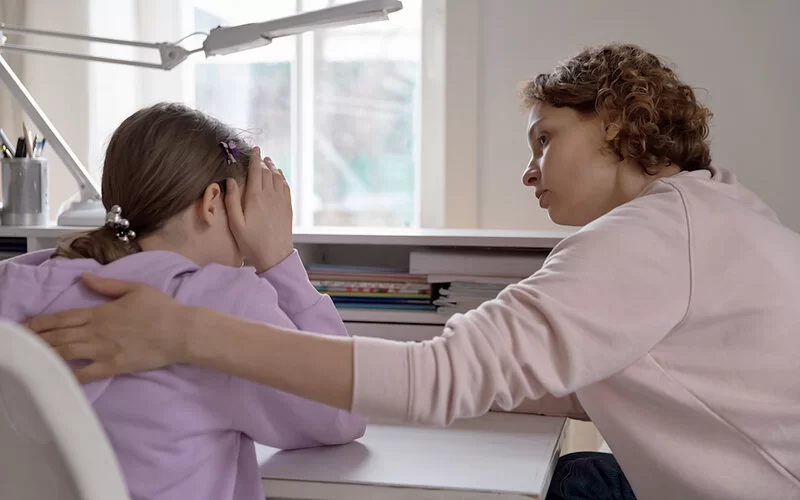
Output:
top-left (546, 452), bottom-right (637, 500)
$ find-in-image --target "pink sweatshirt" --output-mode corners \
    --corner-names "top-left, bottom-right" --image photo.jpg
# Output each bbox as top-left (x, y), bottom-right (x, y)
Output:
top-left (353, 167), bottom-right (800, 499)
top-left (0, 250), bottom-right (366, 500)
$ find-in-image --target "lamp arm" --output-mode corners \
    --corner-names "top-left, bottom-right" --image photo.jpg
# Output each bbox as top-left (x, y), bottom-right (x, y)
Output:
top-left (0, 23), bottom-right (196, 70)
top-left (0, 54), bottom-right (100, 201)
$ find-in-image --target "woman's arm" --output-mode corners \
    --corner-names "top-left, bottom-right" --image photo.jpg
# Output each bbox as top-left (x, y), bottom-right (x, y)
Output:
top-left (28, 169), bottom-right (691, 426)
top-left (194, 306), bottom-right (354, 411)
top-left (25, 276), bottom-right (356, 411)
top-left (493, 394), bottom-right (589, 421)
top-left (349, 182), bottom-right (692, 425)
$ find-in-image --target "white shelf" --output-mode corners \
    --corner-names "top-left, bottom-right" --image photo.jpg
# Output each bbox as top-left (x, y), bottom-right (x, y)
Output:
top-left (3, 225), bottom-right (565, 324)
top-left (293, 226), bottom-right (574, 248)
top-left (0, 224), bottom-right (87, 239)
top-left (338, 308), bottom-right (449, 325)
top-left (0, 224), bottom-right (575, 249)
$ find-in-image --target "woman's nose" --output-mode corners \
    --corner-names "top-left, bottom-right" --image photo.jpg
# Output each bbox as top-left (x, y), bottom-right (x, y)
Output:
top-left (521, 163), bottom-right (539, 187)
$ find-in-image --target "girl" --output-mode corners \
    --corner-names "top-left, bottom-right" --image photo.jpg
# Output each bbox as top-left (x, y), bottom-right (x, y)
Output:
top-left (28, 45), bottom-right (800, 499)
top-left (0, 102), bottom-right (366, 500)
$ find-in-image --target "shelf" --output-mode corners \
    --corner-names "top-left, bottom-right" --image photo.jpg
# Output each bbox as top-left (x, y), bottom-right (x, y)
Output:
top-left (338, 308), bottom-right (450, 325)
top-left (0, 224), bottom-right (575, 249)
top-left (0, 225), bottom-right (85, 239)
top-left (293, 226), bottom-right (574, 248)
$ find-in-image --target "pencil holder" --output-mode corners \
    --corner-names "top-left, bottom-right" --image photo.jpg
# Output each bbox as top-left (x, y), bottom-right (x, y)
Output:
top-left (1, 157), bottom-right (49, 226)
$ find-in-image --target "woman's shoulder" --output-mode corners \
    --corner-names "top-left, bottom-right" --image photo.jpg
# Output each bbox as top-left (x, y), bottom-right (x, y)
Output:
top-left (556, 179), bottom-right (690, 259)
top-left (660, 167), bottom-right (782, 225)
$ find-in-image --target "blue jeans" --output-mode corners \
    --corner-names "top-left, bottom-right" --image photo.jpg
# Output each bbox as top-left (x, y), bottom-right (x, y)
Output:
top-left (546, 452), bottom-right (637, 500)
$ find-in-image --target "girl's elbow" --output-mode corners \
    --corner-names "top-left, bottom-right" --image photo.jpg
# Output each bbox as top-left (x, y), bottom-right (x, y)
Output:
top-left (322, 413), bottom-right (367, 445)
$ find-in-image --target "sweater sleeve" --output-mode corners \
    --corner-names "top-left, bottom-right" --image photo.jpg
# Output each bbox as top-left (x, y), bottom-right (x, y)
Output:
top-left (352, 182), bottom-right (692, 425)
top-left (258, 250), bottom-right (348, 338)
top-left (491, 394), bottom-right (590, 421)
top-left (227, 268), bottom-right (366, 449)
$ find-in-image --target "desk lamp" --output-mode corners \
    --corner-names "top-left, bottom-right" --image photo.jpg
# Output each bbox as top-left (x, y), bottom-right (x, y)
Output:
top-left (0, 0), bottom-right (402, 226)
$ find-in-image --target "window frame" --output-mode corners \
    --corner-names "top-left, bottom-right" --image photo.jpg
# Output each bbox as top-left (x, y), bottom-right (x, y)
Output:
top-left (86, 0), bottom-right (479, 229)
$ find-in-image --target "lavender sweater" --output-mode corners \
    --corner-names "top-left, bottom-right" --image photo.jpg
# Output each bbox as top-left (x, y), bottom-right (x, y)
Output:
top-left (0, 250), bottom-right (366, 500)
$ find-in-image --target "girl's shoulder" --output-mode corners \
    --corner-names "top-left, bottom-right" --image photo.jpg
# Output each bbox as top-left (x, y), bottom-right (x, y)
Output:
top-left (173, 262), bottom-right (279, 316)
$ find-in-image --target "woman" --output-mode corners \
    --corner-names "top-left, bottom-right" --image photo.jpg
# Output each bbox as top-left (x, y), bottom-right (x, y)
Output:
top-left (28, 44), bottom-right (800, 499)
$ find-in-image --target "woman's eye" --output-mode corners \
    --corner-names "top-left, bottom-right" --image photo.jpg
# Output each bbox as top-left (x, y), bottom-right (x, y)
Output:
top-left (538, 136), bottom-right (548, 147)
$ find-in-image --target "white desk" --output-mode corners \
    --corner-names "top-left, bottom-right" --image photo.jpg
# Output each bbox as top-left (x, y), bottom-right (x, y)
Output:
top-left (257, 412), bottom-right (566, 500)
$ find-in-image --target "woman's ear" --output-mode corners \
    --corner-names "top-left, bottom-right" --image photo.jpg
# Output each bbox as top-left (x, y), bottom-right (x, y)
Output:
top-left (604, 121), bottom-right (621, 141)
top-left (198, 183), bottom-right (224, 226)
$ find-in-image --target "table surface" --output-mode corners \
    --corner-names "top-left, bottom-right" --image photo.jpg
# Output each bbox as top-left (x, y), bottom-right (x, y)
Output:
top-left (257, 412), bottom-right (566, 500)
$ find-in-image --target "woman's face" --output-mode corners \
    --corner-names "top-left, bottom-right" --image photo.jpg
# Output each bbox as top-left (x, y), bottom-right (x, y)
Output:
top-left (521, 101), bottom-right (629, 226)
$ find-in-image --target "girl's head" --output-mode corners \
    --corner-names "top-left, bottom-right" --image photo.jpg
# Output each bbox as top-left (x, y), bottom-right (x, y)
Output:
top-left (54, 102), bottom-right (253, 266)
top-left (519, 43), bottom-right (712, 226)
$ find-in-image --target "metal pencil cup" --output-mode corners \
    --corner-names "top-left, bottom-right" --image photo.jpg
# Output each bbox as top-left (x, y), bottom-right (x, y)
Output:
top-left (1, 157), bottom-right (49, 226)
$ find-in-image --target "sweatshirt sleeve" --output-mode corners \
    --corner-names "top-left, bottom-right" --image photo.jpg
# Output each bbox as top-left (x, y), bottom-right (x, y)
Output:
top-left (226, 269), bottom-right (366, 449)
top-left (491, 393), bottom-right (589, 421)
top-left (352, 182), bottom-right (692, 425)
top-left (257, 250), bottom-right (348, 338)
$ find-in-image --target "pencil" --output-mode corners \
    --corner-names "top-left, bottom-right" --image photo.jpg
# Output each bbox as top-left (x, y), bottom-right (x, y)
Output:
top-left (22, 122), bottom-right (33, 158)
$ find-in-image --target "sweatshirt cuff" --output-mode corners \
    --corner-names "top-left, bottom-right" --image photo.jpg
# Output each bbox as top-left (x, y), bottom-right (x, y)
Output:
top-left (351, 336), bottom-right (411, 421)
top-left (258, 250), bottom-right (319, 315)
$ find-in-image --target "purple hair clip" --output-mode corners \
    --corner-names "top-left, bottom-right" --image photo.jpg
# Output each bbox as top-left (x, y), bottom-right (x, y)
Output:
top-left (219, 140), bottom-right (239, 164)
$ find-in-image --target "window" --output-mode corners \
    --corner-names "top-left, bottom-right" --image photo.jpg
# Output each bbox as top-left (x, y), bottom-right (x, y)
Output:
top-left (187, 0), bottom-right (422, 227)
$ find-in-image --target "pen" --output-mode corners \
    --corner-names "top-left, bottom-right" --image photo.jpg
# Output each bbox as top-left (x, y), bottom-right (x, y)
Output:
top-left (1, 144), bottom-right (12, 159)
top-left (14, 137), bottom-right (26, 158)
top-left (0, 128), bottom-right (15, 156)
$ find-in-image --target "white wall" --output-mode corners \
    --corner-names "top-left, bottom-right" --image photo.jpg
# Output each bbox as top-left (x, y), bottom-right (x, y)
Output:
top-left (0, 0), bottom-right (25, 146)
top-left (477, 0), bottom-right (800, 233)
top-left (9, 0), bottom-right (799, 231)
top-left (420, 0), bottom-right (480, 229)
top-left (88, 0), bottom-right (190, 175)
top-left (3, 0), bottom-right (190, 221)
top-left (17, 0), bottom-right (90, 221)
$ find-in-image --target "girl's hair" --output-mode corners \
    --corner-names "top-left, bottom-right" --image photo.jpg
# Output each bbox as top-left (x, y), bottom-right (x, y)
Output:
top-left (520, 43), bottom-right (712, 174)
top-left (53, 102), bottom-right (252, 264)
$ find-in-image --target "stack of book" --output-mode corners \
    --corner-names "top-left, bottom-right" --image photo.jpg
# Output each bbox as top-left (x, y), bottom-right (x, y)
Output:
top-left (307, 265), bottom-right (434, 312)
top-left (433, 280), bottom-right (516, 315)
top-left (409, 249), bottom-right (550, 315)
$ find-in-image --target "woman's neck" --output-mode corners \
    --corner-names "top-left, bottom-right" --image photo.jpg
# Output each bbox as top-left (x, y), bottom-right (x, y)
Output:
top-left (616, 162), bottom-right (682, 205)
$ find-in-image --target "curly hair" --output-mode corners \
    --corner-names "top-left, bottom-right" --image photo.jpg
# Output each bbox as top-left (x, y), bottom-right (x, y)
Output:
top-left (520, 44), bottom-right (712, 174)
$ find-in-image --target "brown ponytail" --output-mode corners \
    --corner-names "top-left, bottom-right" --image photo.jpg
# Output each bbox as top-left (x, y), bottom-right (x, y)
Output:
top-left (52, 102), bottom-right (252, 264)
top-left (53, 228), bottom-right (140, 265)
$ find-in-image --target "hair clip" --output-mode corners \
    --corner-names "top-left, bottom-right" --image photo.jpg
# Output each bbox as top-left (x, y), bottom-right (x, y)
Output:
top-left (105, 205), bottom-right (136, 243)
top-left (220, 140), bottom-right (239, 164)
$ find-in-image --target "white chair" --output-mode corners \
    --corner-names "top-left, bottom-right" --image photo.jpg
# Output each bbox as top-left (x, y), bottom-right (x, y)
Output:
top-left (0, 319), bottom-right (130, 500)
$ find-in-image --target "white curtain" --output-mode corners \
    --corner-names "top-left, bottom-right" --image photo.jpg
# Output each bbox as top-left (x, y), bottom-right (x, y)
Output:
top-left (0, 0), bottom-right (26, 146)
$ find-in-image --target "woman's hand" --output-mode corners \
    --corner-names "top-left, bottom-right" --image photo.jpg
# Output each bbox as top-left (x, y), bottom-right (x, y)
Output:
top-left (25, 274), bottom-right (195, 383)
top-left (226, 147), bottom-right (294, 273)
top-left (28, 273), bottom-right (356, 410)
